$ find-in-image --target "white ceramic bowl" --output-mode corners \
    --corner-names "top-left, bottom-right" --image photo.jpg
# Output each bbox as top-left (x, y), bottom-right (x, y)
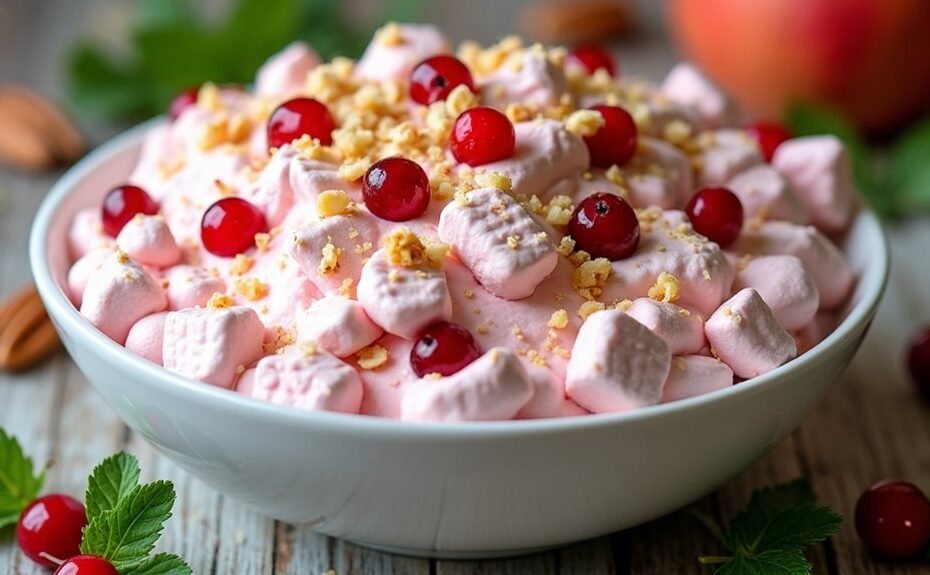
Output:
top-left (31, 120), bottom-right (889, 559)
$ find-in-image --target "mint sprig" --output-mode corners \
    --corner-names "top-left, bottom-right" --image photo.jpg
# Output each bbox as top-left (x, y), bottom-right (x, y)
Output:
top-left (0, 429), bottom-right (45, 529)
top-left (694, 479), bottom-right (843, 575)
top-left (122, 553), bottom-right (193, 575)
top-left (85, 452), bottom-right (143, 519)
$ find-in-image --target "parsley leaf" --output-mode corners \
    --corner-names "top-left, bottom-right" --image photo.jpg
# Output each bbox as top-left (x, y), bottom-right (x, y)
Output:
top-left (717, 550), bottom-right (811, 575)
top-left (122, 553), bottom-right (192, 575)
top-left (80, 480), bottom-right (176, 571)
top-left (0, 429), bottom-right (45, 529)
top-left (85, 452), bottom-right (142, 520)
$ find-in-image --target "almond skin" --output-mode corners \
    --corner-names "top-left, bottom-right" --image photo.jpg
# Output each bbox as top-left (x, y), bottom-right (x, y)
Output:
top-left (0, 85), bottom-right (85, 171)
top-left (521, 1), bottom-right (634, 44)
top-left (0, 285), bottom-right (60, 372)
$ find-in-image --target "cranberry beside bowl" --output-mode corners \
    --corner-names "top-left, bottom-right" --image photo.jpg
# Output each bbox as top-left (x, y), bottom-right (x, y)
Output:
top-left (30, 121), bottom-right (888, 558)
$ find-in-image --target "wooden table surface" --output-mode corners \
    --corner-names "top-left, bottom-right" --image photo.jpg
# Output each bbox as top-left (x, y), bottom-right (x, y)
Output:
top-left (3, 1), bottom-right (930, 573)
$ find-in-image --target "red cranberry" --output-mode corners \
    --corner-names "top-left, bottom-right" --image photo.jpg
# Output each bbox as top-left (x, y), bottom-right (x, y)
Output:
top-left (201, 197), bottom-right (268, 257)
top-left (908, 327), bottom-right (930, 400)
top-left (567, 44), bottom-right (617, 76)
top-left (856, 480), bottom-right (930, 559)
top-left (16, 494), bottom-right (87, 569)
top-left (168, 86), bottom-right (200, 121)
top-left (267, 97), bottom-right (335, 149)
top-left (362, 157), bottom-right (431, 222)
top-left (410, 55), bottom-right (475, 105)
top-left (747, 122), bottom-right (792, 162)
top-left (53, 555), bottom-right (119, 575)
top-left (569, 192), bottom-right (640, 261)
top-left (583, 105), bottom-right (638, 168)
top-left (101, 184), bottom-right (159, 238)
top-left (410, 322), bottom-right (482, 377)
top-left (685, 187), bottom-right (744, 247)
top-left (451, 106), bottom-right (516, 166)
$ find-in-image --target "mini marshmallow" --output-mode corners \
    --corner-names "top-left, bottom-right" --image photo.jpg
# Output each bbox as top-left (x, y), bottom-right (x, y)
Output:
top-left (115, 215), bottom-right (181, 268)
top-left (731, 221), bottom-right (853, 309)
top-left (626, 298), bottom-right (706, 355)
top-left (772, 135), bottom-right (855, 232)
top-left (164, 266), bottom-right (227, 310)
top-left (125, 312), bottom-right (168, 366)
top-left (734, 255), bottom-right (819, 331)
top-left (727, 164), bottom-right (809, 224)
top-left (565, 310), bottom-right (671, 413)
top-left (255, 42), bottom-right (320, 97)
top-left (705, 288), bottom-right (797, 379)
top-left (355, 23), bottom-right (450, 82)
top-left (69, 208), bottom-right (112, 259)
top-left (697, 130), bottom-right (763, 186)
top-left (480, 49), bottom-right (568, 108)
top-left (163, 306), bottom-right (265, 389)
top-left (289, 156), bottom-right (356, 202)
top-left (289, 213), bottom-right (380, 295)
top-left (244, 147), bottom-right (295, 227)
top-left (660, 63), bottom-right (733, 128)
top-left (631, 99), bottom-right (701, 140)
top-left (356, 249), bottom-right (453, 339)
top-left (297, 296), bottom-right (383, 357)
top-left (67, 249), bottom-right (111, 306)
top-left (662, 355), bottom-right (733, 403)
top-left (620, 137), bottom-right (692, 209)
top-left (401, 347), bottom-right (534, 422)
top-left (438, 187), bottom-right (558, 300)
top-left (243, 347), bottom-right (363, 414)
top-left (516, 363), bottom-right (587, 419)
top-left (80, 251), bottom-right (167, 344)
top-left (480, 120), bottom-right (589, 201)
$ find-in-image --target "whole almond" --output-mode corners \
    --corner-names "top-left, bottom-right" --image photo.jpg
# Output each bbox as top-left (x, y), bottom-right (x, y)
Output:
top-left (0, 86), bottom-right (85, 162)
top-left (0, 106), bottom-right (57, 171)
top-left (0, 285), bottom-right (60, 372)
top-left (521, 1), bottom-right (634, 44)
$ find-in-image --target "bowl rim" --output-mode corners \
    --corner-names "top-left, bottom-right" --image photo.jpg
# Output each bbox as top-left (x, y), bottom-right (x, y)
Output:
top-left (30, 118), bottom-right (891, 439)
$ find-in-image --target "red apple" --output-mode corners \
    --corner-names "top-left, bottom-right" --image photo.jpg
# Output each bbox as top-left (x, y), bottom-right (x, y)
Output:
top-left (666, 0), bottom-right (930, 136)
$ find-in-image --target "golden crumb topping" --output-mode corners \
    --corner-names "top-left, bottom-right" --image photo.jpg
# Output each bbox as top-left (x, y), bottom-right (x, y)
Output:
top-left (647, 272), bottom-right (680, 304)
top-left (474, 171), bottom-right (512, 192)
top-left (357, 344), bottom-right (389, 370)
top-left (229, 254), bottom-right (254, 276)
top-left (316, 189), bottom-right (353, 218)
top-left (234, 277), bottom-right (269, 301)
top-left (571, 257), bottom-right (611, 300)
top-left (547, 309), bottom-right (569, 329)
top-left (207, 292), bottom-right (234, 309)
top-left (565, 109), bottom-right (605, 137)
top-left (319, 242), bottom-right (342, 275)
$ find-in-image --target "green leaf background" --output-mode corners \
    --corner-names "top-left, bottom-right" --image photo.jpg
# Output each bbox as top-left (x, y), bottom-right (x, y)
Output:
top-left (0, 429), bottom-right (45, 529)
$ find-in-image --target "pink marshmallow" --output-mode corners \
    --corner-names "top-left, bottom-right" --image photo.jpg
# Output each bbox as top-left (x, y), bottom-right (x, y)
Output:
top-left (697, 130), bottom-right (763, 186)
top-left (357, 249), bottom-right (453, 339)
top-left (296, 296), bottom-right (383, 357)
top-left (255, 42), bottom-right (320, 97)
top-left (401, 347), bottom-right (534, 422)
top-left (244, 147), bottom-right (295, 227)
top-left (289, 156), bottom-right (357, 201)
top-left (162, 306), bottom-right (266, 389)
top-left (164, 266), bottom-right (227, 310)
top-left (633, 99), bottom-right (701, 140)
top-left (80, 251), bottom-right (167, 344)
top-left (565, 310), bottom-right (671, 413)
top-left (794, 311), bottom-right (841, 354)
top-left (660, 63), bottom-right (733, 128)
top-left (289, 212), bottom-right (380, 295)
top-left (67, 248), bottom-right (111, 306)
top-left (438, 187), bottom-right (558, 300)
top-left (727, 164), bottom-right (809, 224)
top-left (242, 348), bottom-right (363, 414)
top-left (734, 255), bottom-right (819, 331)
top-left (125, 312), bottom-right (168, 366)
top-left (115, 215), bottom-right (181, 268)
top-left (480, 50), bottom-right (568, 108)
top-left (620, 137), bottom-right (692, 209)
top-left (69, 207), bottom-right (113, 259)
top-left (355, 24), bottom-right (450, 82)
top-left (705, 288), bottom-right (797, 379)
top-left (772, 135), bottom-right (855, 232)
top-left (626, 298), bottom-right (706, 355)
top-left (661, 355), bottom-right (733, 403)
top-left (516, 363), bottom-right (587, 419)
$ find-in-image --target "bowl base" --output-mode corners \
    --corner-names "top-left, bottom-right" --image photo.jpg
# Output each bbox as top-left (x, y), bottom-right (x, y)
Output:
top-left (348, 538), bottom-right (565, 560)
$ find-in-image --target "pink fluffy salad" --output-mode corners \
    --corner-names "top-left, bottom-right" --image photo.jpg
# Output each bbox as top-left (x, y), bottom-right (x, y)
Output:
top-left (65, 23), bottom-right (857, 422)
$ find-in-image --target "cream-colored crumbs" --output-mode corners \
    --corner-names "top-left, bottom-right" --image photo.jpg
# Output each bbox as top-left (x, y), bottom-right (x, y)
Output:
top-left (197, 83), bottom-right (222, 112)
top-left (319, 242), bottom-right (342, 275)
top-left (213, 179), bottom-right (235, 197)
top-left (235, 364), bottom-right (246, 376)
top-left (316, 189), bottom-right (353, 218)
top-left (474, 171), bottom-right (512, 192)
top-left (383, 227), bottom-right (426, 267)
top-left (548, 309), bottom-right (569, 329)
top-left (736, 254), bottom-right (753, 272)
top-left (377, 22), bottom-right (405, 46)
top-left (702, 269), bottom-right (712, 281)
top-left (263, 326), bottom-right (296, 354)
top-left (354, 241), bottom-right (373, 255)
top-left (556, 236), bottom-right (576, 257)
top-left (254, 233), bottom-right (271, 252)
top-left (526, 349), bottom-right (547, 367)
top-left (616, 298), bottom-right (634, 312)
top-left (564, 109), bottom-right (605, 137)
top-left (229, 254), bottom-right (254, 276)
top-left (506, 235), bottom-right (521, 249)
top-left (339, 277), bottom-right (354, 298)
top-left (647, 272), bottom-right (680, 304)
top-left (445, 84), bottom-right (479, 116)
top-left (546, 195), bottom-right (574, 226)
top-left (338, 158), bottom-right (371, 182)
top-left (505, 103), bottom-right (533, 123)
top-left (198, 113), bottom-right (252, 151)
top-left (511, 324), bottom-right (525, 341)
top-left (673, 357), bottom-right (687, 371)
top-left (115, 249), bottom-right (130, 264)
top-left (207, 292), bottom-right (234, 309)
top-left (234, 277), bottom-right (269, 301)
top-left (157, 158), bottom-right (186, 180)
top-left (357, 344), bottom-right (389, 370)
top-left (571, 257), bottom-right (611, 300)
top-left (663, 120), bottom-right (693, 146)
top-left (578, 300), bottom-right (606, 321)
top-left (604, 165), bottom-right (628, 194)
top-left (300, 341), bottom-right (318, 358)
top-left (464, 289), bottom-right (475, 300)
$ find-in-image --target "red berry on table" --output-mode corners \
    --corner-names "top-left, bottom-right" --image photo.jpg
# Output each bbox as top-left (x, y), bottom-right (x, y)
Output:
top-left (267, 97), bottom-right (335, 149)
top-left (685, 186), bottom-right (744, 247)
top-left (410, 55), bottom-right (475, 105)
top-left (167, 86), bottom-right (200, 121)
top-left (16, 494), bottom-right (87, 569)
top-left (410, 322), bottom-right (482, 377)
top-left (567, 44), bottom-right (617, 76)
top-left (908, 327), bottom-right (930, 399)
top-left (855, 480), bottom-right (930, 559)
top-left (201, 197), bottom-right (268, 257)
top-left (53, 555), bottom-right (119, 575)
top-left (583, 105), bottom-right (638, 168)
top-left (101, 184), bottom-right (159, 238)
top-left (362, 157), bottom-right (431, 222)
top-left (747, 122), bottom-right (792, 162)
top-left (568, 192), bottom-right (640, 261)
top-left (451, 106), bottom-right (516, 166)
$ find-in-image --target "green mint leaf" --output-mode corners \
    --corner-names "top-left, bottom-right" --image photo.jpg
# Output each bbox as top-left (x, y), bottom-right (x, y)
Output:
top-left (80, 480), bottom-right (176, 570)
top-left (122, 553), bottom-right (192, 575)
top-left (85, 452), bottom-right (142, 520)
top-left (717, 549), bottom-right (811, 575)
top-left (725, 480), bottom-right (815, 552)
top-left (889, 116), bottom-right (930, 213)
top-left (743, 503), bottom-right (843, 553)
top-left (0, 429), bottom-right (45, 529)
